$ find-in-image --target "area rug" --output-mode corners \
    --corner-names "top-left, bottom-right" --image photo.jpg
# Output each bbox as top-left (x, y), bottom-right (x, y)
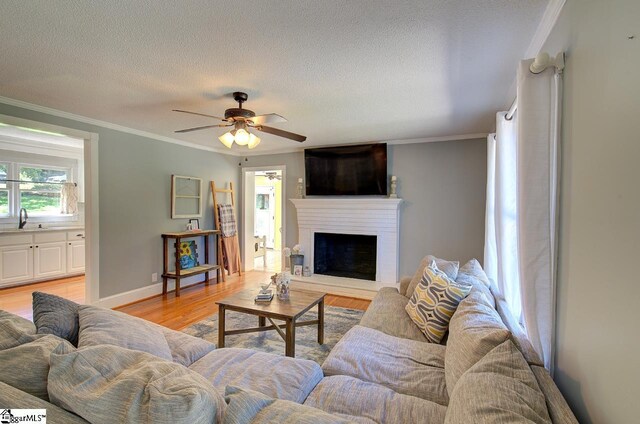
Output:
top-left (183, 306), bottom-right (364, 364)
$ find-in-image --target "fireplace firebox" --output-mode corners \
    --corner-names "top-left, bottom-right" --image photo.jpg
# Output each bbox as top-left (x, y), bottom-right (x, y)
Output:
top-left (313, 232), bottom-right (377, 281)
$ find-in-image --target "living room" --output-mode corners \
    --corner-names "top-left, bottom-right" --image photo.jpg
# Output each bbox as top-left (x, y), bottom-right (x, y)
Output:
top-left (0, 1), bottom-right (638, 423)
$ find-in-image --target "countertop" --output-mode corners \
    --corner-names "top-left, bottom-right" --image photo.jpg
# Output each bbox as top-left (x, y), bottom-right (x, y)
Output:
top-left (0, 225), bottom-right (85, 235)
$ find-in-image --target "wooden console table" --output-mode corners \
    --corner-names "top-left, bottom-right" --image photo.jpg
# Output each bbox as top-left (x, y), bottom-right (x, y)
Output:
top-left (161, 230), bottom-right (221, 296)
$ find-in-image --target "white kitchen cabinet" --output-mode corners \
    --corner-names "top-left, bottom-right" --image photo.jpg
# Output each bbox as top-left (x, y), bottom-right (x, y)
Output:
top-left (34, 241), bottom-right (67, 279)
top-left (0, 244), bottom-right (34, 287)
top-left (0, 229), bottom-right (84, 286)
top-left (67, 240), bottom-right (85, 274)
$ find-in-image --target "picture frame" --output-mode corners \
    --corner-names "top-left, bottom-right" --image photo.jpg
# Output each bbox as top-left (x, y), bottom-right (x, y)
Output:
top-left (189, 218), bottom-right (200, 230)
top-left (171, 175), bottom-right (203, 219)
top-left (293, 264), bottom-right (303, 277)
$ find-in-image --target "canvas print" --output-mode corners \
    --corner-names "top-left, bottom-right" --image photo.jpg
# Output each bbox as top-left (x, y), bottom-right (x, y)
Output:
top-left (179, 241), bottom-right (199, 269)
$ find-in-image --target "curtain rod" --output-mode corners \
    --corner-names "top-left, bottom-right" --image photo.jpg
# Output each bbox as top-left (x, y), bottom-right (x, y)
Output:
top-left (0, 179), bottom-right (77, 187)
top-left (505, 98), bottom-right (517, 121)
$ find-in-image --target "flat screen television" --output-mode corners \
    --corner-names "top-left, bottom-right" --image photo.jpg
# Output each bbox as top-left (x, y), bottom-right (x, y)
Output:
top-left (304, 143), bottom-right (387, 196)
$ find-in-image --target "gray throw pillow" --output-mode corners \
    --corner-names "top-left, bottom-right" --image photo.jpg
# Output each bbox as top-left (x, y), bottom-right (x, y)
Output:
top-left (48, 343), bottom-right (226, 424)
top-left (0, 334), bottom-right (73, 401)
top-left (445, 340), bottom-right (551, 423)
top-left (405, 255), bottom-right (460, 299)
top-left (32, 291), bottom-right (80, 346)
top-left (78, 305), bottom-right (172, 361)
top-left (224, 386), bottom-right (352, 424)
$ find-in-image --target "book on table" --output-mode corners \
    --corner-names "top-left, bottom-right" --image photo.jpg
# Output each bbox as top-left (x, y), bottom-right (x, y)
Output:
top-left (255, 290), bottom-right (274, 302)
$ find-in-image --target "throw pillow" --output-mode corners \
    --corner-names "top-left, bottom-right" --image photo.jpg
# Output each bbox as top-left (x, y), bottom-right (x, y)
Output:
top-left (456, 259), bottom-right (495, 308)
top-left (78, 305), bottom-right (173, 361)
top-left (32, 291), bottom-right (80, 346)
top-left (445, 340), bottom-right (551, 424)
top-left (404, 255), bottom-right (460, 298)
top-left (0, 334), bottom-right (73, 401)
top-left (405, 261), bottom-right (472, 343)
top-left (48, 343), bottom-right (226, 424)
top-left (224, 386), bottom-right (353, 424)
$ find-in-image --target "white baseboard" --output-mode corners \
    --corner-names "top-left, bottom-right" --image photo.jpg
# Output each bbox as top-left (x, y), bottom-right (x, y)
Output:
top-left (93, 276), bottom-right (208, 309)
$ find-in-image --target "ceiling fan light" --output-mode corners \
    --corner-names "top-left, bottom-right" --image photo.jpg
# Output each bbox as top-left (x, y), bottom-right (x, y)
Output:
top-left (218, 132), bottom-right (234, 148)
top-left (234, 128), bottom-right (250, 145)
top-left (248, 133), bottom-right (261, 149)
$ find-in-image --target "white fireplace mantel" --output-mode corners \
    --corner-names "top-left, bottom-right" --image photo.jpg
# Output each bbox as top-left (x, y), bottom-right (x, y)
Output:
top-left (290, 198), bottom-right (402, 294)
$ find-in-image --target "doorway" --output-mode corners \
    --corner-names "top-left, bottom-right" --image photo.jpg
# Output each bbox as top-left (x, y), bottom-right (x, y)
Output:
top-left (242, 166), bottom-right (285, 273)
top-left (0, 113), bottom-right (98, 311)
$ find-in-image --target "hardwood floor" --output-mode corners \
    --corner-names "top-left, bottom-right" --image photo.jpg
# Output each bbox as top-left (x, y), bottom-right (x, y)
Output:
top-left (0, 271), bottom-right (370, 330)
top-left (116, 271), bottom-right (370, 330)
top-left (0, 275), bottom-right (85, 321)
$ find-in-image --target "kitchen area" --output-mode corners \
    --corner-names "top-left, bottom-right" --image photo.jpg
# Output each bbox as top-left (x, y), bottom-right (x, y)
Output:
top-left (0, 119), bottom-right (86, 317)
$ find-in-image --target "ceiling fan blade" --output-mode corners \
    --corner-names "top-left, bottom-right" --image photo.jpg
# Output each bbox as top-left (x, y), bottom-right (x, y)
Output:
top-left (248, 113), bottom-right (287, 125)
top-left (254, 125), bottom-right (306, 142)
top-left (172, 109), bottom-right (227, 121)
top-left (175, 124), bottom-right (232, 133)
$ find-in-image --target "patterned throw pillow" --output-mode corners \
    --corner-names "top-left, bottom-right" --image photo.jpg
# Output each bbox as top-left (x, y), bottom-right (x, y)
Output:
top-left (405, 262), bottom-right (472, 343)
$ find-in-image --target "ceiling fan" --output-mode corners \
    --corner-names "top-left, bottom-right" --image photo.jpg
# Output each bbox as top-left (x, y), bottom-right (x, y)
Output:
top-left (173, 92), bottom-right (306, 149)
top-left (263, 171), bottom-right (282, 180)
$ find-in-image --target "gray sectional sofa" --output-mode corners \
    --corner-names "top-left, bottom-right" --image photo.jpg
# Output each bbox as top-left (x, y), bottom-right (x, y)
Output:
top-left (0, 257), bottom-right (577, 423)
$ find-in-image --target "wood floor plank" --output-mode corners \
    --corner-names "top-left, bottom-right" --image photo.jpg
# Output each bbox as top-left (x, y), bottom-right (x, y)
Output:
top-left (0, 271), bottom-right (370, 330)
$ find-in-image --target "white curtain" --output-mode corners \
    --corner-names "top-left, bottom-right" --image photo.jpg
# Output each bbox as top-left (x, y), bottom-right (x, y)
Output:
top-left (484, 112), bottom-right (522, 321)
top-left (516, 59), bottom-right (562, 372)
top-left (485, 58), bottom-right (562, 372)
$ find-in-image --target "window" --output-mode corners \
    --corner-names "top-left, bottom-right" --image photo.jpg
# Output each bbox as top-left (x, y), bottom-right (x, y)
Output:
top-left (0, 157), bottom-right (77, 222)
top-left (0, 163), bottom-right (8, 217)
top-left (19, 166), bottom-right (68, 216)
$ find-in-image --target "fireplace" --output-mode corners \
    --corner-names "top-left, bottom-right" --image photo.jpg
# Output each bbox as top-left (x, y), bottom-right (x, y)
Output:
top-left (291, 198), bottom-right (402, 288)
top-left (314, 233), bottom-right (377, 281)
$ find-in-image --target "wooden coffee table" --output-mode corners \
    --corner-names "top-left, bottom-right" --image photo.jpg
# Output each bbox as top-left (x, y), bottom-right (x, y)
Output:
top-left (216, 289), bottom-right (326, 357)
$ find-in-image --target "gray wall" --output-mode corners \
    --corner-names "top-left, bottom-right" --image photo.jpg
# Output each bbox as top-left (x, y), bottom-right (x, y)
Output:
top-left (0, 102), bottom-right (239, 298)
top-left (542, 1), bottom-right (640, 422)
top-left (244, 139), bottom-right (487, 277)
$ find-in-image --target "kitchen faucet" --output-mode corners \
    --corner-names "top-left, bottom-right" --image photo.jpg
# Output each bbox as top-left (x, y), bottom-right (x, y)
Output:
top-left (18, 208), bottom-right (28, 229)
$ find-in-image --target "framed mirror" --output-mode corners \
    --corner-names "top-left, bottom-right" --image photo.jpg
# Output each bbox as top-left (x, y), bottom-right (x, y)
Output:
top-left (171, 175), bottom-right (203, 218)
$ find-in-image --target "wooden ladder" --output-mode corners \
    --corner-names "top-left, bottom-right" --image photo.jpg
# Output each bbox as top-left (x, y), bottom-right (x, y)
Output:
top-left (211, 181), bottom-right (242, 281)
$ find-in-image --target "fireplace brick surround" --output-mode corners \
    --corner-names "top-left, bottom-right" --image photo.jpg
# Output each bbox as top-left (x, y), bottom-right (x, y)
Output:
top-left (290, 198), bottom-right (402, 298)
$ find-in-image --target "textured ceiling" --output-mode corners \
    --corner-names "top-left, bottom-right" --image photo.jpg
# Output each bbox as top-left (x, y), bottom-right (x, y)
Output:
top-left (0, 0), bottom-right (547, 154)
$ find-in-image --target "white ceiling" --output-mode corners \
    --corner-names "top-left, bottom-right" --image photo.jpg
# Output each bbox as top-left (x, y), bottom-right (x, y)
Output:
top-left (0, 0), bottom-right (548, 154)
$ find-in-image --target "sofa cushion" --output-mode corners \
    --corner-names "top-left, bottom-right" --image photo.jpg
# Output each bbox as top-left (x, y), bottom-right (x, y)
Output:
top-left (531, 365), bottom-right (579, 424)
top-left (189, 347), bottom-right (323, 403)
top-left (0, 381), bottom-right (88, 424)
top-left (163, 327), bottom-right (216, 367)
top-left (405, 262), bottom-right (472, 343)
top-left (48, 343), bottom-right (226, 424)
top-left (359, 287), bottom-right (429, 342)
top-left (445, 340), bottom-right (551, 424)
top-left (0, 334), bottom-right (73, 401)
top-left (224, 386), bottom-right (355, 424)
top-left (445, 290), bottom-right (511, 396)
top-left (455, 259), bottom-right (496, 309)
top-left (304, 375), bottom-right (447, 424)
top-left (322, 325), bottom-right (448, 405)
top-left (405, 255), bottom-right (460, 298)
top-left (78, 305), bottom-right (173, 361)
top-left (33, 291), bottom-right (80, 346)
top-left (0, 309), bottom-right (37, 350)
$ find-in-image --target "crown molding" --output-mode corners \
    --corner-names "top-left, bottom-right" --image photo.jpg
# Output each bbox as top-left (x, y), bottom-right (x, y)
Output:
top-left (241, 133), bottom-right (487, 157)
top-left (525, 0), bottom-right (567, 59)
top-left (0, 95), bottom-right (237, 156)
top-left (504, 0), bottom-right (566, 107)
